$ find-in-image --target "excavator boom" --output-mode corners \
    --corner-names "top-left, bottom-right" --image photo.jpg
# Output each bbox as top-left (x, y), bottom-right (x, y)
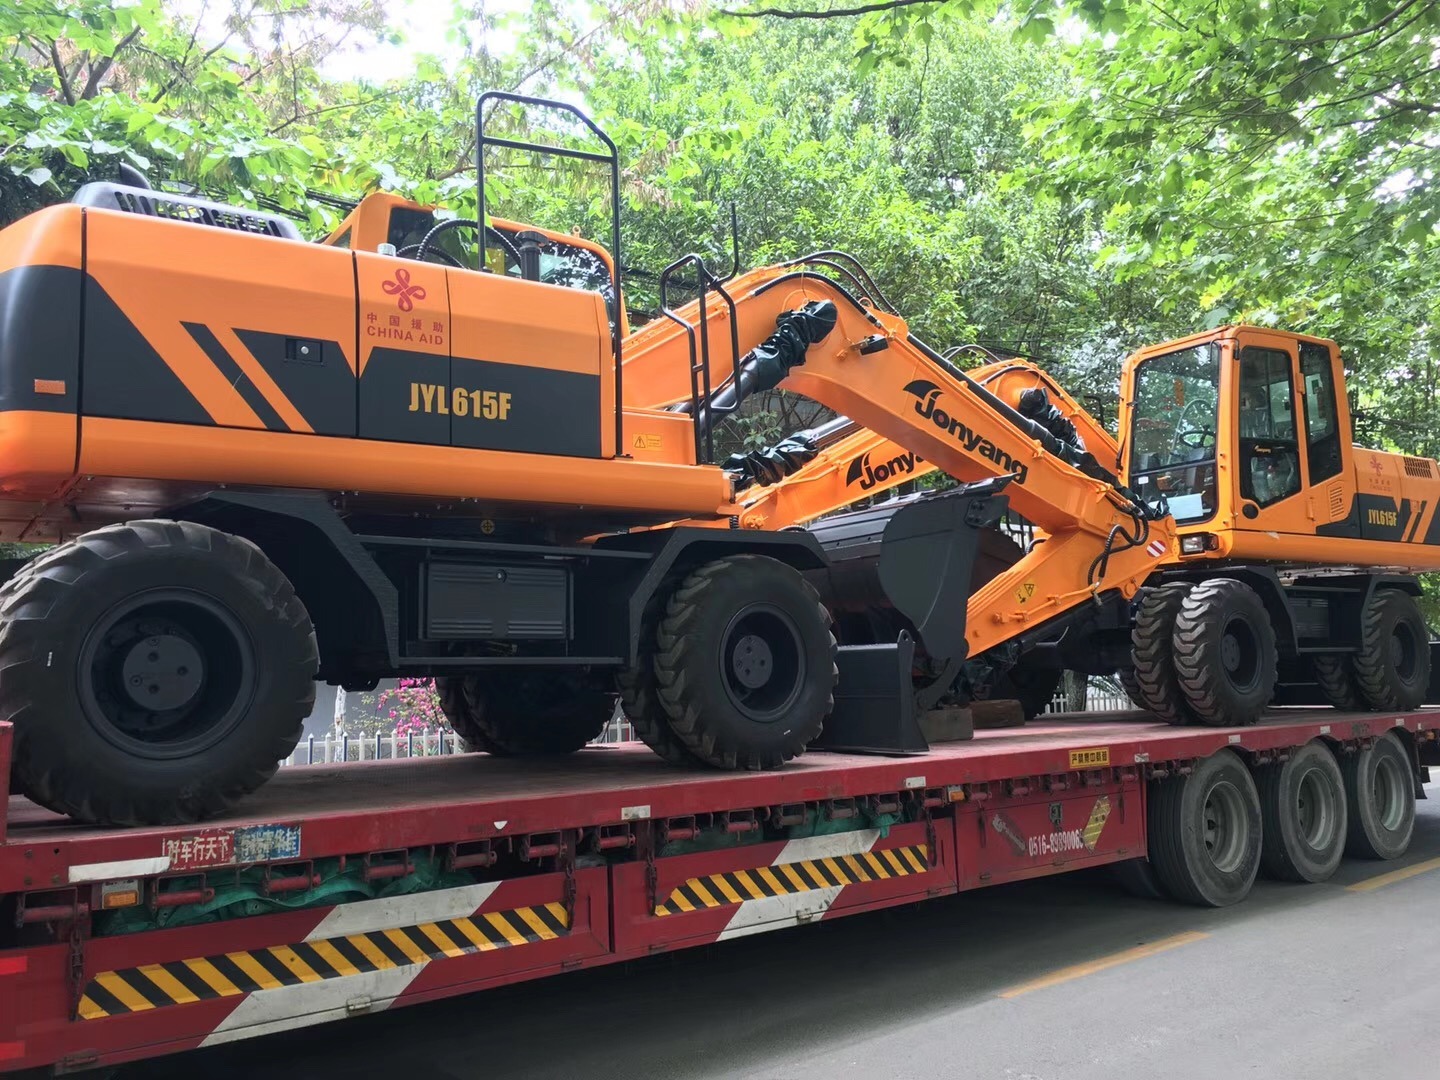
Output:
top-left (623, 263), bottom-right (1175, 665)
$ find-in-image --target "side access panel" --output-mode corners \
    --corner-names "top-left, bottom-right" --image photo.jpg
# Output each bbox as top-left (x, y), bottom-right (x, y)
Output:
top-left (954, 774), bottom-right (1145, 890)
top-left (611, 820), bottom-right (953, 955)
top-left (2, 870), bottom-right (608, 1073)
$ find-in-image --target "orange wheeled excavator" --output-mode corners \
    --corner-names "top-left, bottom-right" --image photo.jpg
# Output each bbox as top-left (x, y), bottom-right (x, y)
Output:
top-left (0, 92), bottom-right (1434, 825)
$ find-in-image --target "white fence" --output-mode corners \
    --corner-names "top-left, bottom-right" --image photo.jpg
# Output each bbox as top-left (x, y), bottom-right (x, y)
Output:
top-left (284, 683), bottom-right (1131, 766)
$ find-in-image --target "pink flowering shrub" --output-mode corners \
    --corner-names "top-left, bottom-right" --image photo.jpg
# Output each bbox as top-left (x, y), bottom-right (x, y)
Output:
top-left (377, 677), bottom-right (452, 738)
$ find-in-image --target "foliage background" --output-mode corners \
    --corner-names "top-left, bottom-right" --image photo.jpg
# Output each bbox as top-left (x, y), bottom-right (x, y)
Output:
top-left (4, 0), bottom-right (1438, 643)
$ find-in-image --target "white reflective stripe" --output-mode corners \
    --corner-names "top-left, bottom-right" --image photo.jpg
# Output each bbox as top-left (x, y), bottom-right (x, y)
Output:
top-left (68, 856), bottom-right (171, 884)
top-left (199, 965), bottom-right (425, 1046)
top-left (716, 887), bottom-right (845, 942)
top-left (715, 828), bottom-right (884, 942)
top-left (304, 881), bottom-right (503, 941)
top-left (772, 828), bottom-right (882, 865)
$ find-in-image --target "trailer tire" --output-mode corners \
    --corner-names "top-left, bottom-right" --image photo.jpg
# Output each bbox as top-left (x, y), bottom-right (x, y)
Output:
top-left (1130, 583), bottom-right (1199, 725)
top-left (1111, 857), bottom-right (1168, 900)
top-left (0, 520), bottom-right (316, 825)
top-left (1341, 732), bottom-right (1415, 860)
top-left (1172, 579), bottom-right (1276, 727)
top-left (1256, 740), bottom-right (1346, 883)
top-left (1352, 589), bottom-right (1430, 712)
top-left (653, 554), bottom-right (836, 770)
top-left (437, 671), bottom-right (613, 756)
top-left (1311, 655), bottom-right (1363, 711)
top-left (1147, 749), bottom-right (1262, 907)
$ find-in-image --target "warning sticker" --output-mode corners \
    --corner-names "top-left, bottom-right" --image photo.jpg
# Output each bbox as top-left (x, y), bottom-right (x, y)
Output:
top-left (1069, 746), bottom-right (1111, 769)
top-left (162, 830), bottom-right (235, 871)
top-left (234, 823), bottom-right (302, 864)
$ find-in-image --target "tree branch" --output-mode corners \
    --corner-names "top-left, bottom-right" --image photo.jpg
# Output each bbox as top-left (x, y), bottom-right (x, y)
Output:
top-left (48, 41), bottom-right (76, 105)
top-left (719, 0), bottom-right (939, 19)
top-left (79, 27), bottom-right (142, 100)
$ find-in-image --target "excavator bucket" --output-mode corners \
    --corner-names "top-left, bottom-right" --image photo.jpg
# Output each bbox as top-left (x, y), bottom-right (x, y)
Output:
top-left (877, 476), bottom-right (1012, 662)
top-left (809, 476), bottom-right (1013, 754)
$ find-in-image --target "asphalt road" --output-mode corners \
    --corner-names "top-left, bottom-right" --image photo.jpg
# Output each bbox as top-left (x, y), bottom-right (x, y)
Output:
top-left (129, 783), bottom-right (1440, 1080)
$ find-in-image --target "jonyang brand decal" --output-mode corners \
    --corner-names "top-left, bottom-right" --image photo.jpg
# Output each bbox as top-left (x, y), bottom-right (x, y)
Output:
top-left (903, 380), bottom-right (1029, 483)
top-left (845, 449), bottom-right (922, 490)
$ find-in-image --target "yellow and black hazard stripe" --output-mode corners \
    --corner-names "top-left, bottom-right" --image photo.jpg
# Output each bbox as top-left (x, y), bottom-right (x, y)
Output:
top-left (77, 902), bottom-right (569, 1020)
top-left (655, 844), bottom-right (929, 917)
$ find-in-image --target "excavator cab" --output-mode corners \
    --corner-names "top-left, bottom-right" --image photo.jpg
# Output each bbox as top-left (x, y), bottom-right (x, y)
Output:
top-left (322, 191), bottom-right (628, 333)
top-left (1121, 326), bottom-right (1440, 562)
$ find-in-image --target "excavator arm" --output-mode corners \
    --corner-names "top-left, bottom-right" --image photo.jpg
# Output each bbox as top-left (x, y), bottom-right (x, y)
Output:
top-left (625, 266), bottom-right (1175, 666)
top-left (724, 356), bottom-right (1121, 533)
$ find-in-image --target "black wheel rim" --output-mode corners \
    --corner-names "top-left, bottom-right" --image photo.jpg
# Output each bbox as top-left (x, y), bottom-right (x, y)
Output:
top-left (1202, 780), bottom-right (1248, 873)
top-left (79, 588), bottom-right (256, 759)
top-left (1219, 614), bottom-right (1261, 693)
top-left (718, 603), bottom-right (805, 723)
top-left (1390, 620), bottom-right (1419, 682)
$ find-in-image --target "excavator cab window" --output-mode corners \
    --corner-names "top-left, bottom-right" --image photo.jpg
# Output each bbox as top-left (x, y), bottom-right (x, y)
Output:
top-left (1299, 341), bottom-right (1343, 484)
top-left (1238, 346), bottom-right (1302, 507)
top-left (1129, 343), bottom-right (1219, 523)
top-left (388, 206), bottom-right (617, 324)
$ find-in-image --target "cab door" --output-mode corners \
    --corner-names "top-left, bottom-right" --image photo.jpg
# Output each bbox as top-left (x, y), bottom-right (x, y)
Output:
top-left (1231, 329), bottom-right (1309, 535)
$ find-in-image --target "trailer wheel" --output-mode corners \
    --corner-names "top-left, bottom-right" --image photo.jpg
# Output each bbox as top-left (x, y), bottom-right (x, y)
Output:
top-left (1352, 589), bottom-right (1430, 712)
top-left (1311, 655), bottom-right (1363, 711)
top-left (653, 554), bottom-right (836, 769)
top-left (1147, 749), bottom-right (1262, 907)
top-left (437, 671), bottom-right (613, 756)
top-left (1341, 732), bottom-right (1415, 860)
top-left (1256, 740), bottom-right (1347, 882)
top-left (1172, 579), bottom-right (1276, 726)
top-left (1111, 857), bottom-right (1168, 900)
top-left (1130, 583), bottom-right (1199, 724)
top-left (0, 520), bottom-right (316, 825)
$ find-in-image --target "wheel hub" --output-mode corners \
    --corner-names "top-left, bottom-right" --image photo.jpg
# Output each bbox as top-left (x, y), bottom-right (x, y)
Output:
top-left (730, 633), bottom-right (774, 689)
top-left (1221, 633), bottom-right (1241, 672)
top-left (718, 603), bottom-right (805, 724)
top-left (119, 631), bottom-right (204, 711)
top-left (1201, 780), bottom-right (1247, 873)
top-left (79, 588), bottom-right (255, 758)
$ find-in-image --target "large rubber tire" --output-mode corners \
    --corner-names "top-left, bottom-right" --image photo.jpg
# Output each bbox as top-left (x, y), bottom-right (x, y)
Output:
top-left (1311, 655), bottom-right (1363, 711)
top-left (1172, 579), bottom-right (1277, 727)
top-left (1256, 739), bottom-right (1347, 883)
top-left (437, 671), bottom-right (613, 756)
top-left (1111, 857), bottom-right (1168, 900)
top-left (1148, 749), bottom-right (1262, 907)
top-left (0, 521), bottom-right (316, 825)
top-left (619, 646), bottom-right (704, 767)
top-left (1352, 589), bottom-right (1431, 711)
top-left (653, 554), bottom-right (836, 770)
top-left (1116, 667), bottom-right (1146, 710)
top-left (1341, 732), bottom-right (1416, 859)
top-left (1130, 583), bottom-right (1198, 724)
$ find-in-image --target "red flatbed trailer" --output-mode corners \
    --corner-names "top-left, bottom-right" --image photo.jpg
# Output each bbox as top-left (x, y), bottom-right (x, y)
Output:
top-left (1, 709), bottom-right (1434, 1075)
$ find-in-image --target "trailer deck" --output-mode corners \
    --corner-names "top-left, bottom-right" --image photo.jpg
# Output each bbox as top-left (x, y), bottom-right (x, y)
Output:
top-left (2, 708), bottom-right (1435, 1074)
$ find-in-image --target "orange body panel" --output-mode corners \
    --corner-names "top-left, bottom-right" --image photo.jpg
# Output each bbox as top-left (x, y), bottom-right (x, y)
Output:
top-left (1121, 325), bottom-right (1440, 573)
top-left (0, 205), bottom-right (730, 538)
top-left (72, 418), bottom-right (728, 516)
